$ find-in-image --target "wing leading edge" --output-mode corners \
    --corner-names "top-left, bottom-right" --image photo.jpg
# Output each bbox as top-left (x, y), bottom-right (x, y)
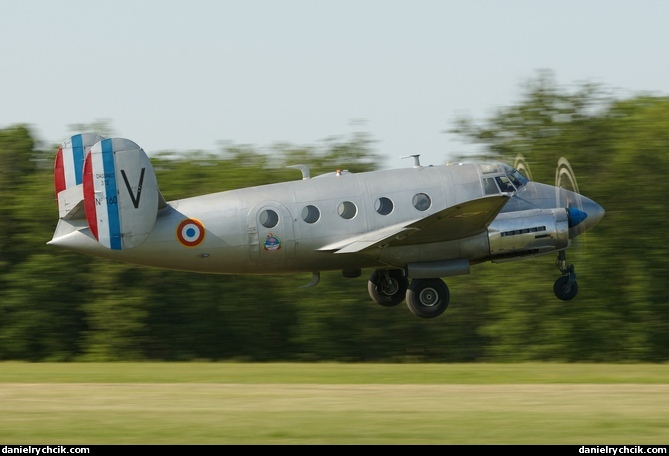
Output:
top-left (318, 194), bottom-right (510, 255)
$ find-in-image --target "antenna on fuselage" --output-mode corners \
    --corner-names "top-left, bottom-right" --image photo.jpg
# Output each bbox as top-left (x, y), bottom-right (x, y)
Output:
top-left (401, 154), bottom-right (421, 168)
top-left (288, 164), bottom-right (310, 179)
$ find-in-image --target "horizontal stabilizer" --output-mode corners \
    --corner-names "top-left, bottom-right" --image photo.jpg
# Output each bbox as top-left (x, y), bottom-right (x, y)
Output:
top-left (83, 138), bottom-right (160, 250)
top-left (57, 185), bottom-right (86, 219)
top-left (319, 194), bottom-right (509, 254)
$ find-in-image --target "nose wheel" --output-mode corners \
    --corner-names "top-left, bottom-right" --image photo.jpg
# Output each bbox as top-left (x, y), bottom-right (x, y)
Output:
top-left (554, 250), bottom-right (578, 301)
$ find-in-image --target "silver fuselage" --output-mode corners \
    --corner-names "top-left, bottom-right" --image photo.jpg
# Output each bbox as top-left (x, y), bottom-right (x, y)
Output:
top-left (50, 162), bottom-right (604, 277)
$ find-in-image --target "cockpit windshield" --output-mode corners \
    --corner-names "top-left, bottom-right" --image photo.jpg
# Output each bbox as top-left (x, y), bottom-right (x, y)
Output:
top-left (480, 162), bottom-right (530, 195)
top-left (509, 169), bottom-right (529, 186)
top-left (501, 164), bottom-right (530, 185)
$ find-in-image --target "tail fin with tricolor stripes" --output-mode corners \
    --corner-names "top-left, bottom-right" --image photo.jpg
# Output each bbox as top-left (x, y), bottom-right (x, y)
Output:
top-left (54, 133), bottom-right (105, 219)
top-left (53, 135), bottom-right (166, 250)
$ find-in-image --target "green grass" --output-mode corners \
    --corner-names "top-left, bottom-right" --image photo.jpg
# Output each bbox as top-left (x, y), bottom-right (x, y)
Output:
top-left (1, 362), bottom-right (668, 444)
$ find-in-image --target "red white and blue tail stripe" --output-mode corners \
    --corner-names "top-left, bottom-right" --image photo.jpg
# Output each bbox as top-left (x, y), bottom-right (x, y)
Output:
top-left (82, 138), bottom-right (160, 250)
top-left (54, 133), bottom-right (104, 195)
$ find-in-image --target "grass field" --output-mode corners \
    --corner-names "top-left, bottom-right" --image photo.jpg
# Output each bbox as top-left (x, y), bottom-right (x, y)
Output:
top-left (1, 362), bottom-right (668, 444)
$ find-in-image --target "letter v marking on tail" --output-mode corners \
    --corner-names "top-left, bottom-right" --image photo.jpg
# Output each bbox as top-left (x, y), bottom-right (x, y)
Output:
top-left (121, 168), bottom-right (146, 209)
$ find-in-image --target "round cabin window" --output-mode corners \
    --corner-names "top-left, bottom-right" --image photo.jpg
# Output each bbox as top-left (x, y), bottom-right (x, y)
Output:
top-left (301, 205), bottom-right (321, 224)
top-left (337, 201), bottom-right (357, 219)
top-left (259, 209), bottom-right (279, 228)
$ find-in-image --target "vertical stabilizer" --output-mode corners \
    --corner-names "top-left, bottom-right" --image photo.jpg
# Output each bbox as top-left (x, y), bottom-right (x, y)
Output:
top-left (54, 134), bottom-right (105, 219)
top-left (54, 133), bottom-right (105, 194)
top-left (82, 138), bottom-right (160, 250)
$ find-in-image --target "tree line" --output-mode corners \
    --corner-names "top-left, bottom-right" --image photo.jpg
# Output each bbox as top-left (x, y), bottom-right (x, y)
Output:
top-left (1, 72), bottom-right (668, 362)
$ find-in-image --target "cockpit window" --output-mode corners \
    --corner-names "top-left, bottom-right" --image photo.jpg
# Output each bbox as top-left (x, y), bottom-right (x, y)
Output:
top-left (510, 169), bottom-right (529, 186)
top-left (483, 177), bottom-right (499, 195)
top-left (508, 173), bottom-right (522, 188)
top-left (480, 163), bottom-right (529, 194)
top-left (495, 176), bottom-right (516, 193)
top-left (480, 163), bottom-right (505, 174)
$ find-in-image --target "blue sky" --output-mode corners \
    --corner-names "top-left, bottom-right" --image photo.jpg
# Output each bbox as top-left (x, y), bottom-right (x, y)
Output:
top-left (3, 0), bottom-right (668, 169)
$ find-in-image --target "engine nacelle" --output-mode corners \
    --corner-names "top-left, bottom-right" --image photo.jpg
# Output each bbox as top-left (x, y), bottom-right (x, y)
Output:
top-left (488, 208), bottom-right (570, 263)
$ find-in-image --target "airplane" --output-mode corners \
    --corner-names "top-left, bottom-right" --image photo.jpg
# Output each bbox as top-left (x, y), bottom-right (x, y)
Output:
top-left (48, 133), bottom-right (605, 319)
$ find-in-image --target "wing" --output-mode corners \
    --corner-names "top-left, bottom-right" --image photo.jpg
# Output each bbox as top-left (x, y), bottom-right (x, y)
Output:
top-left (318, 194), bottom-right (510, 254)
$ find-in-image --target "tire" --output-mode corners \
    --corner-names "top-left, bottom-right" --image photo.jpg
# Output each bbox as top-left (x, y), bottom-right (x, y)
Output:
top-left (406, 278), bottom-right (450, 319)
top-left (554, 275), bottom-right (578, 301)
top-left (368, 269), bottom-right (408, 307)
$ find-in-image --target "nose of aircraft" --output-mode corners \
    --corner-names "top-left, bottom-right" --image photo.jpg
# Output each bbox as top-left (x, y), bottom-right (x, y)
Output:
top-left (568, 194), bottom-right (605, 238)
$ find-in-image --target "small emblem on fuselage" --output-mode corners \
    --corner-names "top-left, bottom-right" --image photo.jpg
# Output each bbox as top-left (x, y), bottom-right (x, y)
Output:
top-left (263, 233), bottom-right (282, 252)
top-left (177, 218), bottom-right (206, 247)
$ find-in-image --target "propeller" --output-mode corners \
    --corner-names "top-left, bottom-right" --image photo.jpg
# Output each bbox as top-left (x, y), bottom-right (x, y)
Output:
top-left (513, 153), bottom-right (533, 181)
top-left (555, 157), bottom-right (589, 239)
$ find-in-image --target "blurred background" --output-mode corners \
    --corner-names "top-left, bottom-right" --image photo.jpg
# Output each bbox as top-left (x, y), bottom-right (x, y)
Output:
top-left (2, 1), bottom-right (668, 363)
top-left (2, 72), bottom-right (668, 362)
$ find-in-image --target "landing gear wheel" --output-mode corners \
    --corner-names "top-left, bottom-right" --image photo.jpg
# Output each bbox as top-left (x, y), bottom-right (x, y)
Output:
top-left (368, 269), bottom-right (408, 307)
top-left (554, 251), bottom-right (578, 301)
top-left (406, 278), bottom-right (450, 319)
top-left (554, 275), bottom-right (578, 301)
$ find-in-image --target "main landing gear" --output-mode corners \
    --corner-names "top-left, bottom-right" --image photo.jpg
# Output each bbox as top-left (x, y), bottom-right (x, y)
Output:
top-left (368, 252), bottom-right (579, 319)
top-left (368, 269), bottom-right (450, 319)
top-left (406, 278), bottom-right (450, 319)
top-left (367, 269), bottom-right (408, 307)
top-left (554, 250), bottom-right (578, 301)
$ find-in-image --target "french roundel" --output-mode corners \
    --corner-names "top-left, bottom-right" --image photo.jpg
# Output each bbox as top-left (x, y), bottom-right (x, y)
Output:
top-left (177, 218), bottom-right (206, 247)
